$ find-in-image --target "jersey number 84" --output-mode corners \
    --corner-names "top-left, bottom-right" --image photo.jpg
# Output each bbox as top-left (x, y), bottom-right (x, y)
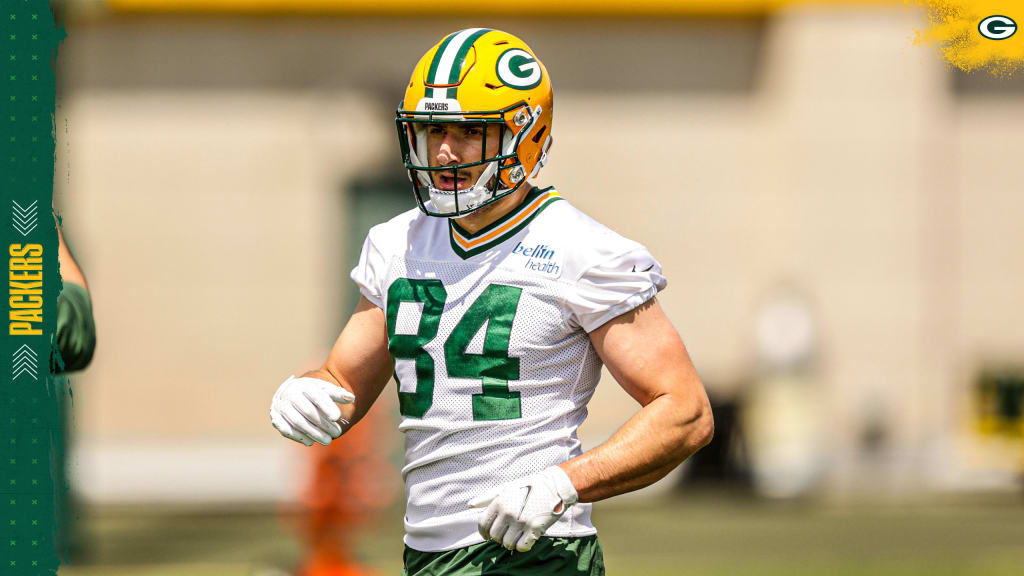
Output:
top-left (387, 278), bottom-right (523, 421)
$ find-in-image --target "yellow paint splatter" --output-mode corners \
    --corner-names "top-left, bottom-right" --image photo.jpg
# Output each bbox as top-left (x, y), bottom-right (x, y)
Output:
top-left (911, 0), bottom-right (1024, 76)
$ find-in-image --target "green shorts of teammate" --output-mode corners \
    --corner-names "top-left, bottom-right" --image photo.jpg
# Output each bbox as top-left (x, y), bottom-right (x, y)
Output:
top-left (403, 535), bottom-right (605, 576)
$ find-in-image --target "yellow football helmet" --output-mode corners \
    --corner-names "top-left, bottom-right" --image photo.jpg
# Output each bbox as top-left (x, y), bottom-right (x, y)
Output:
top-left (396, 29), bottom-right (554, 217)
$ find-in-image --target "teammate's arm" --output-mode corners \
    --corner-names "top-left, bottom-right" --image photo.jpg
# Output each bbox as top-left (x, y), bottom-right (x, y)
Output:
top-left (54, 217), bottom-right (96, 373)
top-left (57, 222), bottom-right (88, 288)
top-left (270, 296), bottom-right (393, 446)
top-left (560, 297), bottom-right (714, 502)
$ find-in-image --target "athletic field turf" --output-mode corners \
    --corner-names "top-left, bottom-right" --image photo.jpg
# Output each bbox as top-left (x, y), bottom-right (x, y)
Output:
top-left (58, 491), bottom-right (1024, 576)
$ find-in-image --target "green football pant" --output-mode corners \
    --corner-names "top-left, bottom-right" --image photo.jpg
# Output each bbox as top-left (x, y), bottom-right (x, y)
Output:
top-left (402, 535), bottom-right (605, 576)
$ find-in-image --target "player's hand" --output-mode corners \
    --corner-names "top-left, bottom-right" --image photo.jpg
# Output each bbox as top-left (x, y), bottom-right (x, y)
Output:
top-left (269, 375), bottom-right (355, 447)
top-left (467, 465), bottom-right (579, 552)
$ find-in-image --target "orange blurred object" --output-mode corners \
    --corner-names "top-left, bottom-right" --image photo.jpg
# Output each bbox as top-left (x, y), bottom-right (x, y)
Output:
top-left (295, 405), bottom-right (396, 576)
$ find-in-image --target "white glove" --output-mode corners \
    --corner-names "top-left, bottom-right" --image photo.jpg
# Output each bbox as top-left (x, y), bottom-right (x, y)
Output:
top-left (269, 375), bottom-right (355, 447)
top-left (468, 465), bottom-right (579, 552)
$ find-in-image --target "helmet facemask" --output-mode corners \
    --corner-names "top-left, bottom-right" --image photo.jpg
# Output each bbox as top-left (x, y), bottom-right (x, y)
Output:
top-left (396, 103), bottom-right (540, 218)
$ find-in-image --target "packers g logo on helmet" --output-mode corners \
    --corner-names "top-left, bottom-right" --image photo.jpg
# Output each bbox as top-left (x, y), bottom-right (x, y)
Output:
top-left (496, 49), bottom-right (543, 90)
top-left (396, 29), bottom-right (554, 218)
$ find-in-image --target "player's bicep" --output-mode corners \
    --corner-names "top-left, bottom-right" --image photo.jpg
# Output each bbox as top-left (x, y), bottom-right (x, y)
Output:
top-left (322, 296), bottom-right (393, 407)
top-left (588, 298), bottom-right (703, 408)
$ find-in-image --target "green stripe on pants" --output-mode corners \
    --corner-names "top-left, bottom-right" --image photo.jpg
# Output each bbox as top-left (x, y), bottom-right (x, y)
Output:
top-left (403, 535), bottom-right (605, 576)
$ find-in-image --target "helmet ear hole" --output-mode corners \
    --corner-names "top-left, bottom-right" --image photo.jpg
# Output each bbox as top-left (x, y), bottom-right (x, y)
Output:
top-left (531, 124), bottom-right (547, 144)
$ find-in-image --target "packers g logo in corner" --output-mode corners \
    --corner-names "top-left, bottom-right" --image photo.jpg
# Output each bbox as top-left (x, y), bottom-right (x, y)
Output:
top-left (979, 15), bottom-right (1017, 40)
top-left (496, 49), bottom-right (542, 90)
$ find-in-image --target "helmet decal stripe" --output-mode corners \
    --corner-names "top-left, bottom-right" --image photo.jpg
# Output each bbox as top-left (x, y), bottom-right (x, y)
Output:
top-left (445, 28), bottom-right (492, 96)
top-left (425, 32), bottom-right (457, 97)
top-left (427, 28), bottom-right (491, 100)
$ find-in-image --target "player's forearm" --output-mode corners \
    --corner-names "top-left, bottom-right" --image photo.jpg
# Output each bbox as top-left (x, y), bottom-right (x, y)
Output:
top-left (559, 392), bottom-right (713, 503)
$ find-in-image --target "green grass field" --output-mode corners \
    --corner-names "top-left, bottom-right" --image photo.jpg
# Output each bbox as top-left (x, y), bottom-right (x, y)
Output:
top-left (58, 491), bottom-right (1024, 576)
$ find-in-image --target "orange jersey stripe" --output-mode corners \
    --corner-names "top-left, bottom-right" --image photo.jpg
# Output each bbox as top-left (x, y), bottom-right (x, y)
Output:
top-left (452, 192), bottom-right (560, 249)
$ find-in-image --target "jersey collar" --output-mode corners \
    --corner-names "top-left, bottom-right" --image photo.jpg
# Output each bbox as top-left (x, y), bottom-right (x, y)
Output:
top-left (448, 186), bottom-right (562, 259)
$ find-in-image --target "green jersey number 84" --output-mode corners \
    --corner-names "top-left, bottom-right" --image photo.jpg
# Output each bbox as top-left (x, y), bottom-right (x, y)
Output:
top-left (385, 278), bottom-right (523, 421)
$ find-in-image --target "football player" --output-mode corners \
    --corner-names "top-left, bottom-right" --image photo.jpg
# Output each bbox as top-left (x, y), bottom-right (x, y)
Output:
top-left (271, 29), bottom-right (713, 575)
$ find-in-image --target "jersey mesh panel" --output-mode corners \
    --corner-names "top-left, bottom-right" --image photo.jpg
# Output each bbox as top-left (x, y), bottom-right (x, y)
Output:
top-left (388, 257), bottom-right (601, 533)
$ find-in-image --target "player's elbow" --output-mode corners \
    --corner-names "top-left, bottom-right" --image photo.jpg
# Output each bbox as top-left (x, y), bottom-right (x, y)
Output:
top-left (691, 406), bottom-right (715, 452)
top-left (679, 397), bottom-right (714, 456)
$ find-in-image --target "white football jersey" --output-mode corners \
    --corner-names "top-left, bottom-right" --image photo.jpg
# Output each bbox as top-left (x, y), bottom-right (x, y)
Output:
top-left (350, 186), bottom-right (666, 552)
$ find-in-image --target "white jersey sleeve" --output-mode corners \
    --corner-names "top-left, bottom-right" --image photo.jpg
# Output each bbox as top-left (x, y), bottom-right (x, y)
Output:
top-left (349, 228), bottom-right (387, 309)
top-left (567, 248), bottom-right (667, 333)
top-left (349, 209), bottom-right (420, 310)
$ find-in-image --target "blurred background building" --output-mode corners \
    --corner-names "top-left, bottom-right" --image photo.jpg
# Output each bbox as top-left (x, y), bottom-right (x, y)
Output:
top-left (49, 0), bottom-right (1024, 572)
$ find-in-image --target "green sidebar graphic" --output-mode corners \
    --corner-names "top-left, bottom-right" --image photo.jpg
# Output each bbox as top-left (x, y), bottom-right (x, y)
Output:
top-left (2, 2), bottom-right (66, 575)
